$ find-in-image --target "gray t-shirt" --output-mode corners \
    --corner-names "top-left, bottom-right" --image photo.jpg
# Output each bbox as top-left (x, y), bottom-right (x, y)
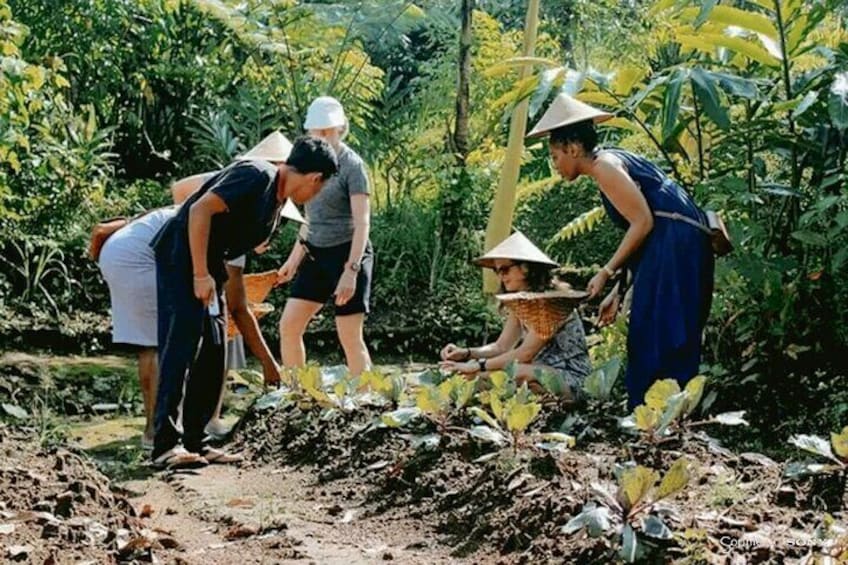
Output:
top-left (304, 142), bottom-right (370, 247)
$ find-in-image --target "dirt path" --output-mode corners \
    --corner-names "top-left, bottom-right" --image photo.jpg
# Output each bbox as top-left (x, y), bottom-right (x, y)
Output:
top-left (124, 464), bottom-right (468, 564)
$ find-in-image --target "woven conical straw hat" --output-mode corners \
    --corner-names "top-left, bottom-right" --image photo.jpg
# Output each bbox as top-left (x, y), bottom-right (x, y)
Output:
top-left (237, 131), bottom-right (293, 161)
top-left (474, 231), bottom-right (558, 269)
top-left (526, 93), bottom-right (613, 139)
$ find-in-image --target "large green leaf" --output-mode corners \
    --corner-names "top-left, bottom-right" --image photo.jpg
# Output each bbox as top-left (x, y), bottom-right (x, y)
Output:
top-left (620, 524), bottom-right (640, 563)
top-left (662, 68), bottom-right (686, 142)
top-left (694, 0), bottom-right (717, 28)
top-left (691, 68), bottom-right (730, 130)
top-left (829, 73), bottom-right (848, 131)
top-left (711, 72), bottom-right (760, 100)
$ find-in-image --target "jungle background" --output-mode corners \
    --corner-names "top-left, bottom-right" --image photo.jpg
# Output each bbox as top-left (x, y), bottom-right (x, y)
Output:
top-left (1, 0), bottom-right (847, 466)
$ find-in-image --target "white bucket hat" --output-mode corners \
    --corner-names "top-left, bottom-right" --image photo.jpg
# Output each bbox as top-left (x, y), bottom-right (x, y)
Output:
top-left (304, 96), bottom-right (347, 130)
top-left (237, 131), bottom-right (293, 161)
top-left (473, 231), bottom-right (558, 269)
top-left (526, 93), bottom-right (613, 139)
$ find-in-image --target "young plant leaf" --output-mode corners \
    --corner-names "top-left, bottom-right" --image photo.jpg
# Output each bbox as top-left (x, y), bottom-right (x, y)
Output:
top-left (645, 379), bottom-right (681, 411)
top-left (712, 411), bottom-right (749, 426)
top-left (656, 457), bottom-right (690, 500)
top-left (381, 407), bottom-right (422, 428)
top-left (642, 515), bottom-right (673, 539)
top-left (790, 434), bottom-right (837, 461)
top-left (468, 425), bottom-right (509, 446)
top-left (562, 503), bottom-right (613, 537)
top-left (633, 405), bottom-right (659, 431)
top-left (682, 376), bottom-right (707, 416)
top-left (830, 426), bottom-right (848, 460)
top-left (505, 399), bottom-right (541, 432)
top-left (1, 404), bottom-right (28, 419)
top-left (656, 392), bottom-right (687, 435)
top-left (620, 523), bottom-right (640, 563)
top-left (468, 406), bottom-right (502, 430)
top-left (620, 466), bottom-right (659, 509)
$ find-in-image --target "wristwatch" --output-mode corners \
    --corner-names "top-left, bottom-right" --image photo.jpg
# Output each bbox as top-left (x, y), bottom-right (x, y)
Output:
top-left (347, 260), bottom-right (361, 272)
top-left (477, 358), bottom-right (487, 372)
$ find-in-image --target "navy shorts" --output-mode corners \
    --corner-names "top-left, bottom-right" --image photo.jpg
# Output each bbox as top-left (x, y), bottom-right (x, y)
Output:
top-left (289, 240), bottom-right (373, 316)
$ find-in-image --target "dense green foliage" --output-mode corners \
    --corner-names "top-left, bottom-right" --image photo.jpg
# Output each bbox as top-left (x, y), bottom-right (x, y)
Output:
top-left (1, 0), bottom-right (847, 452)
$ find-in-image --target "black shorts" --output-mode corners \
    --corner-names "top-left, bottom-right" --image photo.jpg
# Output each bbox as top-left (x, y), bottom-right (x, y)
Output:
top-left (289, 240), bottom-right (373, 316)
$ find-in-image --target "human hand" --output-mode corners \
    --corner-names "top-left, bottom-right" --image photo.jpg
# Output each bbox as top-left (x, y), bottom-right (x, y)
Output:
top-left (439, 360), bottom-right (478, 375)
top-left (263, 360), bottom-right (281, 388)
top-left (586, 269), bottom-right (611, 299)
top-left (334, 270), bottom-right (357, 306)
top-left (598, 290), bottom-right (620, 327)
top-left (193, 275), bottom-right (216, 306)
top-left (440, 343), bottom-right (468, 361)
top-left (276, 260), bottom-right (298, 286)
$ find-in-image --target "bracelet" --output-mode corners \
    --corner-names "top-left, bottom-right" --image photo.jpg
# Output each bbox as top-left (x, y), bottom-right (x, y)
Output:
top-left (602, 264), bottom-right (616, 277)
top-left (193, 274), bottom-right (212, 281)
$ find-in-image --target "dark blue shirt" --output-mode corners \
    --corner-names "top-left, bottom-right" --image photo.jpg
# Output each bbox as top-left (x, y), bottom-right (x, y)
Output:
top-left (151, 160), bottom-right (283, 283)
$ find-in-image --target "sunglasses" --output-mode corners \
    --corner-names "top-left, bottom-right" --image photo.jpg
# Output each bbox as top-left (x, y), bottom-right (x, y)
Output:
top-left (493, 262), bottom-right (518, 276)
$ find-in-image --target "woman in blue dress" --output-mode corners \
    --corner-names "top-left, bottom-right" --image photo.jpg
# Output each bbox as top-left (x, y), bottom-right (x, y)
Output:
top-left (528, 93), bottom-right (714, 408)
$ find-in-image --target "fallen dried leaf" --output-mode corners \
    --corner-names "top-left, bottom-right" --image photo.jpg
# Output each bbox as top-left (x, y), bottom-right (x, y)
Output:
top-left (224, 524), bottom-right (259, 540)
top-left (139, 504), bottom-right (154, 518)
top-left (226, 498), bottom-right (256, 509)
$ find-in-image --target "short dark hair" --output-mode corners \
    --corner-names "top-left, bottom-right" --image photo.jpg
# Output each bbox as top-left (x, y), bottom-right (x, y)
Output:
top-left (549, 119), bottom-right (598, 153)
top-left (286, 136), bottom-right (338, 180)
top-left (498, 262), bottom-right (554, 293)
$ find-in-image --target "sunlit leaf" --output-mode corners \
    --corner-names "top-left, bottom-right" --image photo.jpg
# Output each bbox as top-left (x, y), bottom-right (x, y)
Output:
top-left (469, 406), bottom-right (501, 430)
top-left (562, 503), bottom-right (612, 537)
top-left (381, 407), bottom-right (422, 428)
top-left (505, 399), bottom-right (541, 432)
top-left (634, 406), bottom-right (659, 431)
top-left (469, 425), bottom-right (509, 446)
top-left (656, 457), bottom-right (690, 499)
top-left (645, 379), bottom-right (681, 411)
top-left (831, 426), bottom-right (848, 460)
top-left (790, 434), bottom-right (837, 460)
top-left (620, 466), bottom-right (658, 509)
top-left (682, 376), bottom-right (707, 416)
top-left (713, 411), bottom-right (749, 426)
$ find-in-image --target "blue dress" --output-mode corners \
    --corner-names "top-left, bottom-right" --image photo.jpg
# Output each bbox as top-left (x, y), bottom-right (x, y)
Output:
top-left (597, 149), bottom-right (714, 408)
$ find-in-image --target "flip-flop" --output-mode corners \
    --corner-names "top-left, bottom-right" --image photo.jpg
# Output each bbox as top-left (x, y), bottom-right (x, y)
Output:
top-left (201, 446), bottom-right (244, 464)
top-left (153, 446), bottom-right (208, 470)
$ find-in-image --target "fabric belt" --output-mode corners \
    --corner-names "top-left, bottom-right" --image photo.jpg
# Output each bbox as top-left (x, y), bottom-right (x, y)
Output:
top-left (654, 210), bottom-right (712, 236)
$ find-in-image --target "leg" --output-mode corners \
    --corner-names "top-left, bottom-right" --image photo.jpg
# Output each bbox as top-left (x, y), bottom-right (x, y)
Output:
top-left (183, 309), bottom-right (227, 453)
top-left (279, 298), bottom-right (323, 367)
top-left (335, 313), bottom-right (372, 375)
top-left (152, 259), bottom-right (204, 460)
top-left (137, 347), bottom-right (158, 443)
top-left (513, 364), bottom-right (572, 399)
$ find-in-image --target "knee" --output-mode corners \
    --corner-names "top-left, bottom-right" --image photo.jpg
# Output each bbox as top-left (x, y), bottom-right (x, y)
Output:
top-left (279, 315), bottom-right (305, 341)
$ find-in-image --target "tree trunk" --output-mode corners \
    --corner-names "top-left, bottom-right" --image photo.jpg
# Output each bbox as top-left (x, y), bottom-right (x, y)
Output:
top-left (482, 0), bottom-right (541, 293)
top-left (453, 0), bottom-right (473, 164)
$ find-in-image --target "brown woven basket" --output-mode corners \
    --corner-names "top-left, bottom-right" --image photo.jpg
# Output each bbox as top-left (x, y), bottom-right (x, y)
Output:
top-left (497, 290), bottom-right (587, 340)
top-left (242, 270), bottom-right (278, 303)
top-left (227, 302), bottom-right (275, 338)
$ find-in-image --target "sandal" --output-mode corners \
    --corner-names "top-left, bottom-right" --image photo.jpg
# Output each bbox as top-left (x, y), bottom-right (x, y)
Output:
top-left (200, 446), bottom-right (244, 464)
top-left (153, 446), bottom-right (208, 470)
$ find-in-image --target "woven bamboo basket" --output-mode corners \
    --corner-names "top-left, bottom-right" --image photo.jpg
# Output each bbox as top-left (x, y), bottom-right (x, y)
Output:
top-left (227, 302), bottom-right (275, 338)
top-left (242, 270), bottom-right (278, 303)
top-left (496, 289), bottom-right (587, 340)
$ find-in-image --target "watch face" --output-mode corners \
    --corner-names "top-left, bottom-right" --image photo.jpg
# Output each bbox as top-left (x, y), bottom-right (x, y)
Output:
top-left (349, 262), bottom-right (361, 272)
